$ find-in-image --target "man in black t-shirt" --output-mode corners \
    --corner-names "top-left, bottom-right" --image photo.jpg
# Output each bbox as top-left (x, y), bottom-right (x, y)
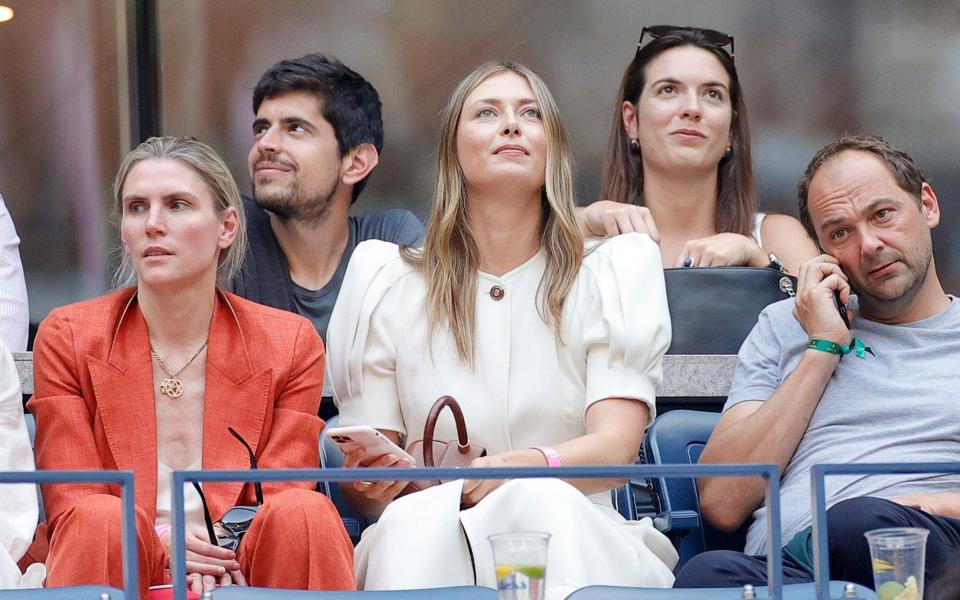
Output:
top-left (231, 53), bottom-right (423, 416)
top-left (232, 53), bottom-right (424, 337)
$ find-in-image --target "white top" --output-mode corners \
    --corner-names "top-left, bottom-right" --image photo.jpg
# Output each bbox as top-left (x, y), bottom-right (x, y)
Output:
top-left (752, 211), bottom-right (767, 247)
top-left (156, 458), bottom-right (205, 533)
top-left (0, 195), bottom-right (28, 352)
top-left (329, 233), bottom-right (670, 497)
top-left (0, 340), bottom-right (42, 588)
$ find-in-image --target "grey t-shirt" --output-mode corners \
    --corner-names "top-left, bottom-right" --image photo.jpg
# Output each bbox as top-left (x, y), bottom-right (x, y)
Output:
top-left (725, 296), bottom-right (960, 555)
top-left (290, 209), bottom-right (424, 344)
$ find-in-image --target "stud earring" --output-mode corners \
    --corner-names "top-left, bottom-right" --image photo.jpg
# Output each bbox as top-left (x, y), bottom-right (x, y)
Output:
top-left (722, 145), bottom-right (734, 162)
top-left (628, 138), bottom-right (641, 155)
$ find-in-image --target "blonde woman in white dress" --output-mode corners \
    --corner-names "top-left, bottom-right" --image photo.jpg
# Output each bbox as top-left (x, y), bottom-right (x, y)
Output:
top-left (328, 62), bottom-right (678, 599)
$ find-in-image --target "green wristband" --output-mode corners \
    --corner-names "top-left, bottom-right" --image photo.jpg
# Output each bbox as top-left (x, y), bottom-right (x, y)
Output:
top-left (808, 338), bottom-right (875, 359)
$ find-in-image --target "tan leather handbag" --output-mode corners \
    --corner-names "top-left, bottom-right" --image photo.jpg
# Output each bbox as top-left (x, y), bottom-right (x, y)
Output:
top-left (400, 395), bottom-right (487, 496)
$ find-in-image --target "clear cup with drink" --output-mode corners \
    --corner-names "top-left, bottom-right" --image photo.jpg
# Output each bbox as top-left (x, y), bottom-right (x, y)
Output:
top-left (865, 527), bottom-right (928, 600)
top-left (489, 531), bottom-right (550, 600)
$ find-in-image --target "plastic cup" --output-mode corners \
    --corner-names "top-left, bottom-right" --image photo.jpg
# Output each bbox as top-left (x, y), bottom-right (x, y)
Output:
top-left (489, 531), bottom-right (550, 600)
top-left (864, 527), bottom-right (928, 600)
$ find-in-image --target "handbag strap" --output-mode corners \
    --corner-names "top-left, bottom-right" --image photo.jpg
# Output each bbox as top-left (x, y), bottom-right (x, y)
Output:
top-left (422, 395), bottom-right (472, 467)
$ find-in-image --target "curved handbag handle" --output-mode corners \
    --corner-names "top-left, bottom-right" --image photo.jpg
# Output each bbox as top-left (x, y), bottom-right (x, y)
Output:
top-left (422, 395), bottom-right (472, 467)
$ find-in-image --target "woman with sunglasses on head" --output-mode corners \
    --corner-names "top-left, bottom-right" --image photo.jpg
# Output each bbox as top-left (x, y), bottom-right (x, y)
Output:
top-left (28, 137), bottom-right (354, 597)
top-left (329, 62), bottom-right (677, 597)
top-left (580, 26), bottom-right (817, 272)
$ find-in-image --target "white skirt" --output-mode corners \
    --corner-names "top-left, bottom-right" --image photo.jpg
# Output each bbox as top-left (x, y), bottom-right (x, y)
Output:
top-left (355, 478), bottom-right (678, 600)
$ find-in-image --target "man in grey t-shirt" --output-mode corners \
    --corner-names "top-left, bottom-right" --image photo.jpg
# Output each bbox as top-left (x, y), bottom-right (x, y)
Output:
top-left (675, 135), bottom-right (960, 591)
top-left (230, 54), bottom-right (424, 415)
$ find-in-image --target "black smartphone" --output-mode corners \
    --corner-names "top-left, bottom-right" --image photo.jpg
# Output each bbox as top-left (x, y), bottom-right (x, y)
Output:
top-left (833, 289), bottom-right (851, 329)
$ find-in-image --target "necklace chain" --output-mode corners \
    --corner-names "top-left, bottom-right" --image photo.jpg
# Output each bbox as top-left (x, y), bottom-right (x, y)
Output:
top-left (151, 338), bottom-right (209, 399)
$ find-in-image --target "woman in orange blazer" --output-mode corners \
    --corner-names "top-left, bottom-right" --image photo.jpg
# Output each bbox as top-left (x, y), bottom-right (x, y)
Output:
top-left (28, 136), bottom-right (354, 597)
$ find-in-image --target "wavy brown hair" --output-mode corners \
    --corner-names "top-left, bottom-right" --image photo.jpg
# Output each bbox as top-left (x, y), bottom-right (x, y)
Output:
top-left (600, 28), bottom-right (755, 237)
top-left (403, 62), bottom-right (583, 365)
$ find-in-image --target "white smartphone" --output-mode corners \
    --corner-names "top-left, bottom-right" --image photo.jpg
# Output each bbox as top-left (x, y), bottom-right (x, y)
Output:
top-left (325, 425), bottom-right (416, 465)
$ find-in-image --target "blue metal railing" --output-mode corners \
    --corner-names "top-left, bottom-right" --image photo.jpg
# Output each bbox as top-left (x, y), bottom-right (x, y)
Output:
top-left (811, 462), bottom-right (960, 600)
top-left (0, 470), bottom-right (138, 597)
top-left (172, 463), bottom-right (782, 600)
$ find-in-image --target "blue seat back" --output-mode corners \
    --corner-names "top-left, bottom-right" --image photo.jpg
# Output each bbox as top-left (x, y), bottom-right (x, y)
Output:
top-left (643, 409), bottom-right (748, 565)
top-left (564, 581), bottom-right (874, 599)
top-left (4, 586), bottom-right (126, 599)
top-left (212, 585), bottom-right (498, 598)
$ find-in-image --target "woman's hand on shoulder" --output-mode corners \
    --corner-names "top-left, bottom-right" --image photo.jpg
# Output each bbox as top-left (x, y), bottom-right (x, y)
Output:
top-left (576, 201), bottom-right (660, 242)
top-left (673, 232), bottom-right (768, 268)
top-left (343, 446), bottom-right (412, 504)
top-left (760, 214), bottom-right (820, 274)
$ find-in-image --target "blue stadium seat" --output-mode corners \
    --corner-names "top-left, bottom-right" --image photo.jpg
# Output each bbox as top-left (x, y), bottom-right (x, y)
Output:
top-left (642, 409), bottom-right (748, 566)
top-left (564, 581), bottom-right (875, 599)
top-left (212, 586), bottom-right (497, 598)
top-left (1, 586), bottom-right (126, 599)
top-left (639, 410), bottom-right (875, 599)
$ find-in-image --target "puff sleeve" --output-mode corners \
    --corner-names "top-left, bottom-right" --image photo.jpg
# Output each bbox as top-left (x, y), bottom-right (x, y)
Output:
top-left (576, 233), bottom-right (671, 426)
top-left (328, 241), bottom-right (413, 436)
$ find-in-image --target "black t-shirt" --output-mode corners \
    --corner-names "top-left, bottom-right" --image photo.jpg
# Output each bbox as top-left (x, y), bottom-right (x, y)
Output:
top-left (289, 210), bottom-right (425, 344)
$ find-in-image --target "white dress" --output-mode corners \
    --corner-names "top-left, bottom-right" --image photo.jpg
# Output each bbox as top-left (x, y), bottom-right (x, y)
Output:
top-left (328, 232), bottom-right (678, 598)
top-left (0, 340), bottom-right (44, 588)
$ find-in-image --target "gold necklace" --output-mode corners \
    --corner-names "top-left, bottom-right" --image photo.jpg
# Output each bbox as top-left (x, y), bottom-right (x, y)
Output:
top-left (151, 338), bottom-right (209, 399)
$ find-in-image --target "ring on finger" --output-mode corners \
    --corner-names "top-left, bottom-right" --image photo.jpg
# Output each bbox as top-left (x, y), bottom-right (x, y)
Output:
top-left (359, 480), bottom-right (374, 486)
top-left (683, 256), bottom-right (695, 268)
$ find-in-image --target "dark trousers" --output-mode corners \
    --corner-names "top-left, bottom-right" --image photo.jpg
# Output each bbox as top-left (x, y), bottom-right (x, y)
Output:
top-left (674, 496), bottom-right (960, 589)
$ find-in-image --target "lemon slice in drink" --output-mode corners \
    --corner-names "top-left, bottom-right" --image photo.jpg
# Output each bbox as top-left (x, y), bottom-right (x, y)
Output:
top-left (872, 557), bottom-right (895, 572)
top-left (495, 565), bottom-right (513, 582)
top-left (895, 576), bottom-right (918, 600)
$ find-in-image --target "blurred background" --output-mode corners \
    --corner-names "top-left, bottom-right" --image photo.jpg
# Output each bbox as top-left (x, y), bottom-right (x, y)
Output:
top-left (0, 0), bottom-right (958, 326)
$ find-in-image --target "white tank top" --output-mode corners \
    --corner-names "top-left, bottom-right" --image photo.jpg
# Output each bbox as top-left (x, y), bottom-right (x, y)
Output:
top-left (753, 212), bottom-right (767, 247)
top-left (156, 458), bottom-right (206, 533)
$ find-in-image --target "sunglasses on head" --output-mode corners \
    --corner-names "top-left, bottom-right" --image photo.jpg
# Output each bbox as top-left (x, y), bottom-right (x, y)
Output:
top-left (191, 427), bottom-right (263, 552)
top-left (637, 25), bottom-right (735, 61)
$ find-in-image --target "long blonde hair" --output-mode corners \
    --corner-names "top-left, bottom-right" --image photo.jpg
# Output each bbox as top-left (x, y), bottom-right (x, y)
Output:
top-left (403, 62), bottom-right (583, 365)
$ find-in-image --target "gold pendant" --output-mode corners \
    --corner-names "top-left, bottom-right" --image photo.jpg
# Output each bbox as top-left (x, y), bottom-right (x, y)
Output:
top-left (160, 377), bottom-right (184, 398)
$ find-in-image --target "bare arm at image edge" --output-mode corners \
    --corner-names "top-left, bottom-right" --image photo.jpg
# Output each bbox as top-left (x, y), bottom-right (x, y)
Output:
top-left (0, 195), bottom-right (29, 352)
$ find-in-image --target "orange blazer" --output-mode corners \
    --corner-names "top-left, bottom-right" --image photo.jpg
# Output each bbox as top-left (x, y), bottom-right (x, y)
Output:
top-left (28, 287), bottom-right (325, 531)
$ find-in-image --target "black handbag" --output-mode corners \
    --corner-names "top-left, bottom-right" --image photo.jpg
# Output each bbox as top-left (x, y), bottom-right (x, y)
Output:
top-left (664, 267), bottom-right (797, 355)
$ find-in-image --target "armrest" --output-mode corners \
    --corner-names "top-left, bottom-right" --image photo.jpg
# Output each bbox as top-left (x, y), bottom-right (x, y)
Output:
top-left (653, 510), bottom-right (700, 536)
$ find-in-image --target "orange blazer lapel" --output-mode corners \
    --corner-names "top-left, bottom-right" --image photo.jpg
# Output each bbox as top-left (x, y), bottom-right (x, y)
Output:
top-left (86, 293), bottom-right (159, 520)
top-left (202, 292), bottom-right (273, 518)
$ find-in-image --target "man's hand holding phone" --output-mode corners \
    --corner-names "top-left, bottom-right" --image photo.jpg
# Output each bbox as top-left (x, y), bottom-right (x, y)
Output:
top-left (793, 254), bottom-right (855, 346)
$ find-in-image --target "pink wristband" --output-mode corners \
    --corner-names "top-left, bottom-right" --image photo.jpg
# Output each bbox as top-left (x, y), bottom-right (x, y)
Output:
top-left (531, 445), bottom-right (562, 467)
top-left (154, 524), bottom-right (172, 538)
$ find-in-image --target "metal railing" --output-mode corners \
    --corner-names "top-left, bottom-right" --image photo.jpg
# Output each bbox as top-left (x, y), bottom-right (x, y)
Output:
top-left (811, 462), bottom-right (960, 600)
top-left (171, 464), bottom-right (782, 600)
top-left (0, 469), bottom-right (138, 598)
